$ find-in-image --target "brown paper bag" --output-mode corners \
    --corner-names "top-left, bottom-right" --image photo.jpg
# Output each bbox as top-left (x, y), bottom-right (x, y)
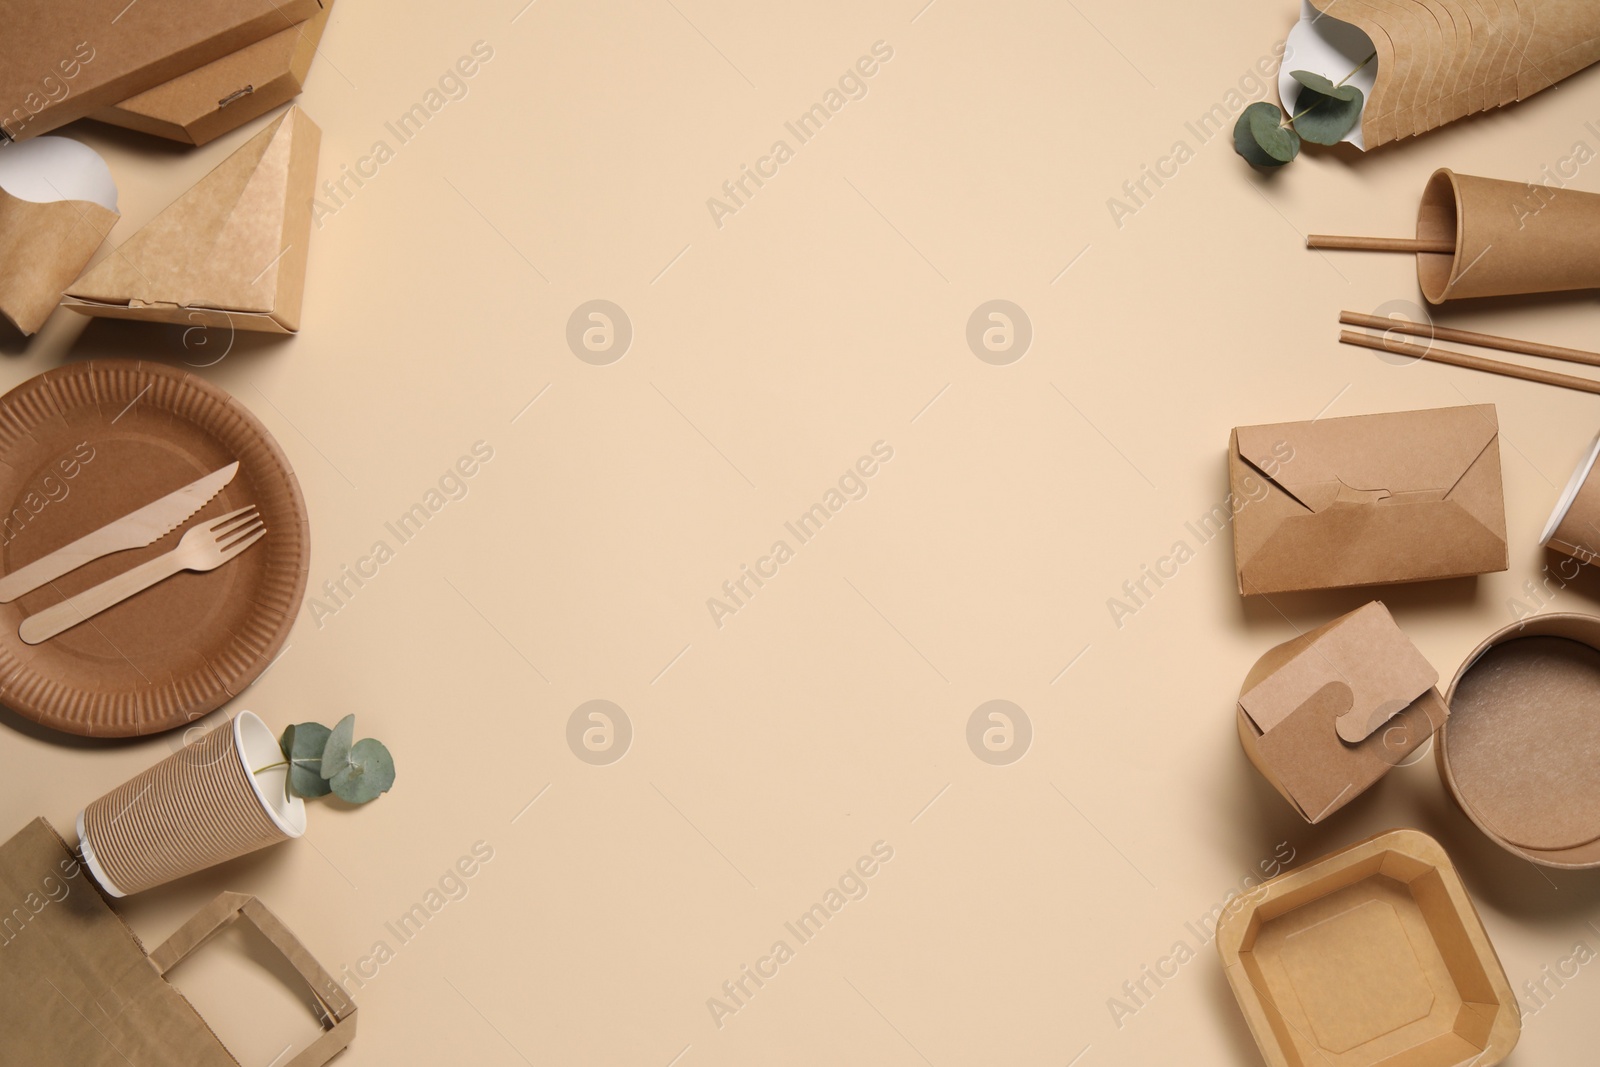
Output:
top-left (0, 818), bottom-right (355, 1067)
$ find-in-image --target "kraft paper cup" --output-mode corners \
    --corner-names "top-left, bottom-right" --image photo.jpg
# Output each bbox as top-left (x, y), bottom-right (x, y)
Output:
top-left (78, 711), bottom-right (304, 896)
top-left (1416, 168), bottom-right (1600, 303)
top-left (1541, 431), bottom-right (1600, 564)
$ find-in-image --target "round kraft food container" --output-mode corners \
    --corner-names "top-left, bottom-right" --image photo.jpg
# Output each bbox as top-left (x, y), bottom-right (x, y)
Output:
top-left (1439, 613), bottom-right (1600, 868)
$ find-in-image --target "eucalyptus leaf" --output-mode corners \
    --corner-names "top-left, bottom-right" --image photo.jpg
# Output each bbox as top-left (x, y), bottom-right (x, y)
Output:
top-left (281, 722), bottom-right (332, 798)
top-left (1232, 102), bottom-right (1299, 167)
top-left (1290, 69), bottom-right (1361, 102)
top-left (1292, 82), bottom-right (1364, 145)
top-left (330, 738), bottom-right (396, 804)
top-left (320, 714), bottom-right (356, 780)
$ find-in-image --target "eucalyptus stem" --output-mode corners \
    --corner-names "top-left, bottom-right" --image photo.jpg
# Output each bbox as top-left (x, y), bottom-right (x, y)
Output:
top-left (1337, 51), bottom-right (1377, 87)
top-left (1280, 51), bottom-right (1378, 127)
top-left (252, 758), bottom-right (320, 775)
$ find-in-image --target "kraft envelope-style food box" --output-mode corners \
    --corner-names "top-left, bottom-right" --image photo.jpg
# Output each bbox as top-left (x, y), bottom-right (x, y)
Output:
top-left (1237, 601), bottom-right (1447, 823)
top-left (0, 0), bottom-right (319, 142)
top-left (91, 1), bottom-right (334, 147)
top-left (1230, 405), bottom-right (1508, 595)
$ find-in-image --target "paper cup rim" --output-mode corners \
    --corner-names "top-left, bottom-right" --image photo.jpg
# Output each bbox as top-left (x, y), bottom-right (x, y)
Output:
top-left (75, 808), bottom-right (125, 897)
top-left (1541, 431), bottom-right (1600, 547)
top-left (234, 710), bottom-right (307, 838)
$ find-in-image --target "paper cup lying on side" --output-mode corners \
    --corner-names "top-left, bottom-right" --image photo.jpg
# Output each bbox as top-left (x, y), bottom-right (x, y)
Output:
top-left (0, 137), bottom-right (118, 334)
top-left (1417, 168), bottom-right (1600, 303)
top-left (1542, 431), bottom-right (1600, 563)
top-left (78, 710), bottom-right (304, 896)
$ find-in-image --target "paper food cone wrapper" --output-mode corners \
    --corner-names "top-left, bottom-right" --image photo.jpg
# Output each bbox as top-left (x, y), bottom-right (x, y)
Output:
top-left (1510, 0), bottom-right (1600, 101)
top-left (78, 711), bottom-right (303, 896)
top-left (63, 106), bottom-right (320, 333)
top-left (1299, 0), bottom-right (1600, 148)
top-left (0, 137), bottom-right (117, 335)
top-left (1415, 168), bottom-right (1600, 303)
top-left (1542, 432), bottom-right (1600, 564)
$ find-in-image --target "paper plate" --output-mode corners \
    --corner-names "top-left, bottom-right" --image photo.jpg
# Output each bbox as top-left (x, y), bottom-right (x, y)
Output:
top-left (0, 361), bottom-right (308, 737)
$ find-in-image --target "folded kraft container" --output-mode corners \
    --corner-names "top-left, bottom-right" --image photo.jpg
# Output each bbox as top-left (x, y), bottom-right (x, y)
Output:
top-left (1230, 405), bottom-right (1508, 595)
top-left (1439, 613), bottom-right (1600, 869)
top-left (90, 1), bottom-right (334, 147)
top-left (1237, 602), bottom-right (1448, 823)
top-left (0, 0), bottom-right (319, 142)
top-left (0, 818), bottom-right (356, 1066)
top-left (63, 107), bottom-right (320, 333)
top-left (1217, 829), bottom-right (1519, 1067)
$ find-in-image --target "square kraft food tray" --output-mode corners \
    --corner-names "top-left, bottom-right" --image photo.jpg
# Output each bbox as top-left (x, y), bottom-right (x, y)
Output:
top-left (1216, 829), bottom-right (1518, 1067)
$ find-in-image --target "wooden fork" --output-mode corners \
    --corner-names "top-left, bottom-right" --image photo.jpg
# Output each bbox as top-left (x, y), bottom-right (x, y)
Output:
top-left (19, 506), bottom-right (266, 644)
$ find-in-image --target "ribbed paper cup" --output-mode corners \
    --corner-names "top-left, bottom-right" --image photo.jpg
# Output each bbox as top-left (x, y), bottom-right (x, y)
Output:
top-left (77, 711), bottom-right (305, 896)
top-left (1542, 432), bottom-right (1600, 564)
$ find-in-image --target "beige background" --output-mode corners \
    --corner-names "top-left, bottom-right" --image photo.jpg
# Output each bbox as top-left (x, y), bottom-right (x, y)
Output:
top-left (5, 0), bottom-right (1600, 1063)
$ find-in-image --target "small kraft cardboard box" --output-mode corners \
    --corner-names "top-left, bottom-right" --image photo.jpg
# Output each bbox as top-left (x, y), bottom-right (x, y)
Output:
top-left (1237, 601), bottom-right (1447, 823)
top-left (0, 0), bottom-right (319, 141)
top-left (90, 1), bottom-right (334, 147)
top-left (1229, 405), bottom-right (1508, 596)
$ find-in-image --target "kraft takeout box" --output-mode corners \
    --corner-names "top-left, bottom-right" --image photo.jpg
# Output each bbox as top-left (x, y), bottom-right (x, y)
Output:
top-left (0, 136), bottom-right (117, 334)
top-left (1230, 405), bottom-right (1508, 596)
top-left (1238, 601), bottom-right (1447, 823)
top-left (0, 818), bottom-right (355, 1066)
top-left (63, 106), bottom-right (320, 333)
top-left (1217, 829), bottom-right (1519, 1067)
top-left (0, 0), bottom-right (318, 142)
top-left (91, 1), bottom-right (334, 147)
top-left (1440, 613), bottom-right (1600, 869)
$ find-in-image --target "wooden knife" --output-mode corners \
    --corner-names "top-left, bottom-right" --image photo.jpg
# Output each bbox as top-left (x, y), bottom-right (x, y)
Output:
top-left (0, 462), bottom-right (239, 603)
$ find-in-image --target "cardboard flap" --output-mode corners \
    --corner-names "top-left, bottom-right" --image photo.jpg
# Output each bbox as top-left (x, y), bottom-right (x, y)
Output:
top-left (1234, 405), bottom-right (1499, 515)
top-left (1241, 602), bottom-right (1440, 743)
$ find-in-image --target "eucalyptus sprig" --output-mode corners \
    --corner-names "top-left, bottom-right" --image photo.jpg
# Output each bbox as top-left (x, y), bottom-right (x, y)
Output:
top-left (1234, 52), bottom-right (1375, 168)
top-left (256, 714), bottom-right (396, 804)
